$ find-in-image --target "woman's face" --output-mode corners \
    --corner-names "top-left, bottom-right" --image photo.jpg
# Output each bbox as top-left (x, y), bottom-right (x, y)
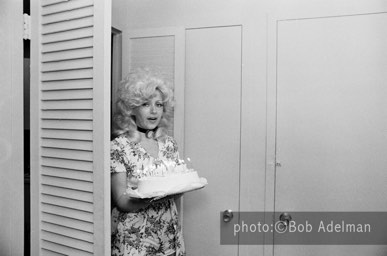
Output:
top-left (133, 90), bottom-right (164, 130)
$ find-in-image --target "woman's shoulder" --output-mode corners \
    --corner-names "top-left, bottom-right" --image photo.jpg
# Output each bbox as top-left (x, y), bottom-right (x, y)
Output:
top-left (159, 135), bottom-right (179, 159)
top-left (111, 134), bottom-right (137, 149)
top-left (163, 135), bottom-right (178, 148)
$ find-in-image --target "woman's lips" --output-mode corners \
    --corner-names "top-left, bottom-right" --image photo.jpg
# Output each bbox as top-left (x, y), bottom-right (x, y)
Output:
top-left (147, 117), bottom-right (159, 123)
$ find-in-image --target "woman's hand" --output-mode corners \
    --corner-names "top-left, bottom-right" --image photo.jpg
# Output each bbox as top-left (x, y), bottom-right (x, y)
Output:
top-left (112, 172), bottom-right (153, 212)
top-left (129, 197), bottom-right (153, 211)
top-left (115, 194), bottom-right (152, 212)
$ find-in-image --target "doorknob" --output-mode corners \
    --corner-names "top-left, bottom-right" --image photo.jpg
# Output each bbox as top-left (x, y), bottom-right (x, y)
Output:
top-left (277, 212), bottom-right (292, 232)
top-left (279, 212), bottom-right (292, 223)
top-left (223, 209), bottom-right (233, 223)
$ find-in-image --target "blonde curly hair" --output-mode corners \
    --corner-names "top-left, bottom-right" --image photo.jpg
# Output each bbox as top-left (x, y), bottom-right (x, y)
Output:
top-left (112, 67), bottom-right (174, 142)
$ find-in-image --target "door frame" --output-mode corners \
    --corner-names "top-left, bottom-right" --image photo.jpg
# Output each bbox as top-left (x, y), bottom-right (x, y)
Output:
top-left (0, 0), bottom-right (24, 255)
top-left (111, 27), bottom-right (122, 117)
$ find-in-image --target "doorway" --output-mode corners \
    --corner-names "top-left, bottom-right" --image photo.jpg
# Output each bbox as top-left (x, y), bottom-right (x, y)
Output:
top-left (24, 0), bottom-right (31, 255)
top-left (110, 27), bottom-right (122, 131)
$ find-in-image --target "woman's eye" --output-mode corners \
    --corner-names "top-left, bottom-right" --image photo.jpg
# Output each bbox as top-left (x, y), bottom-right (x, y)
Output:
top-left (156, 103), bottom-right (164, 108)
top-left (142, 102), bottom-right (149, 107)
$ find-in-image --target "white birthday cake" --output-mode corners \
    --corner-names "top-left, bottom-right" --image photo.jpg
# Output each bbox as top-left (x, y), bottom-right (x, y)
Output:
top-left (132, 159), bottom-right (203, 196)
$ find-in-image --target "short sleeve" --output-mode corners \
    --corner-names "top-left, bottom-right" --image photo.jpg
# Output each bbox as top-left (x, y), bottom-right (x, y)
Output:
top-left (110, 138), bottom-right (128, 174)
top-left (161, 136), bottom-right (180, 160)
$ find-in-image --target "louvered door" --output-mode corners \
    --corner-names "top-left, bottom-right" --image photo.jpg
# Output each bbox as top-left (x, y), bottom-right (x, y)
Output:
top-left (31, 0), bottom-right (111, 255)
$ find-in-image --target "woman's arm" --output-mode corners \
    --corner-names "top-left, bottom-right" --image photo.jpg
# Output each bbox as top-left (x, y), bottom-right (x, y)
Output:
top-left (111, 172), bottom-right (151, 212)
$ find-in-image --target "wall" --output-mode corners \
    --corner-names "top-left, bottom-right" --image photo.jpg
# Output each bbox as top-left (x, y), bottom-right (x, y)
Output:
top-left (112, 0), bottom-right (387, 205)
top-left (0, 0), bottom-right (24, 255)
top-left (111, 1), bottom-right (387, 255)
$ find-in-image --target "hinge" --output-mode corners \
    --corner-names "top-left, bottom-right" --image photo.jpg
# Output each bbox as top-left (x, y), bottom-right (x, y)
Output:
top-left (23, 13), bottom-right (31, 40)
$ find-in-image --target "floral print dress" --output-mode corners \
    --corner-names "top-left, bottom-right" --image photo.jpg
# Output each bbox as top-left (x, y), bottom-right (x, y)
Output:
top-left (111, 135), bottom-right (185, 256)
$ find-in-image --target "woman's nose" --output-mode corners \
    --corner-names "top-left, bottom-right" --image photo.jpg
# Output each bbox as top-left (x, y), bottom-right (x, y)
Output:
top-left (150, 105), bottom-right (156, 113)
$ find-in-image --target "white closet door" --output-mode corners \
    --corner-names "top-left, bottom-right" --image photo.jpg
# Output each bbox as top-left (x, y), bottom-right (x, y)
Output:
top-left (269, 12), bottom-right (387, 256)
top-left (184, 25), bottom-right (242, 256)
top-left (30, 0), bottom-right (111, 255)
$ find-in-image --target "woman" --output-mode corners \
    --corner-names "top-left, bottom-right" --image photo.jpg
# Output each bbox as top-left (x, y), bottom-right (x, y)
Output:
top-left (110, 67), bottom-right (185, 256)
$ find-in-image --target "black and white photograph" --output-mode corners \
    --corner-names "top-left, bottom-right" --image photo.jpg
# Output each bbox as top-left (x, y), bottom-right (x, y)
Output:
top-left (1, 0), bottom-right (386, 255)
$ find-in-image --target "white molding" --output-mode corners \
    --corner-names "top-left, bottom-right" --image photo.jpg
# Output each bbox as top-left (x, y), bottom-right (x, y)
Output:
top-left (263, 13), bottom-right (278, 256)
top-left (0, 1), bottom-right (24, 255)
top-left (274, 10), bottom-right (387, 22)
top-left (270, 0), bottom-right (387, 22)
top-left (126, 26), bottom-right (184, 38)
top-left (92, 0), bottom-right (111, 255)
top-left (30, 0), bottom-right (43, 255)
top-left (173, 28), bottom-right (186, 220)
top-left (172, 28), bottom-right (185, 156)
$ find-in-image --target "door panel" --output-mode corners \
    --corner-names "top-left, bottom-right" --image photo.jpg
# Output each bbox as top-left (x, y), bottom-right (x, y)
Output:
top-left (31, 0), bottom-right (111, 255)
top-left (274, 13), bottom-right (387, 255)
top-left (184, 26), bottom-right (242, 256)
